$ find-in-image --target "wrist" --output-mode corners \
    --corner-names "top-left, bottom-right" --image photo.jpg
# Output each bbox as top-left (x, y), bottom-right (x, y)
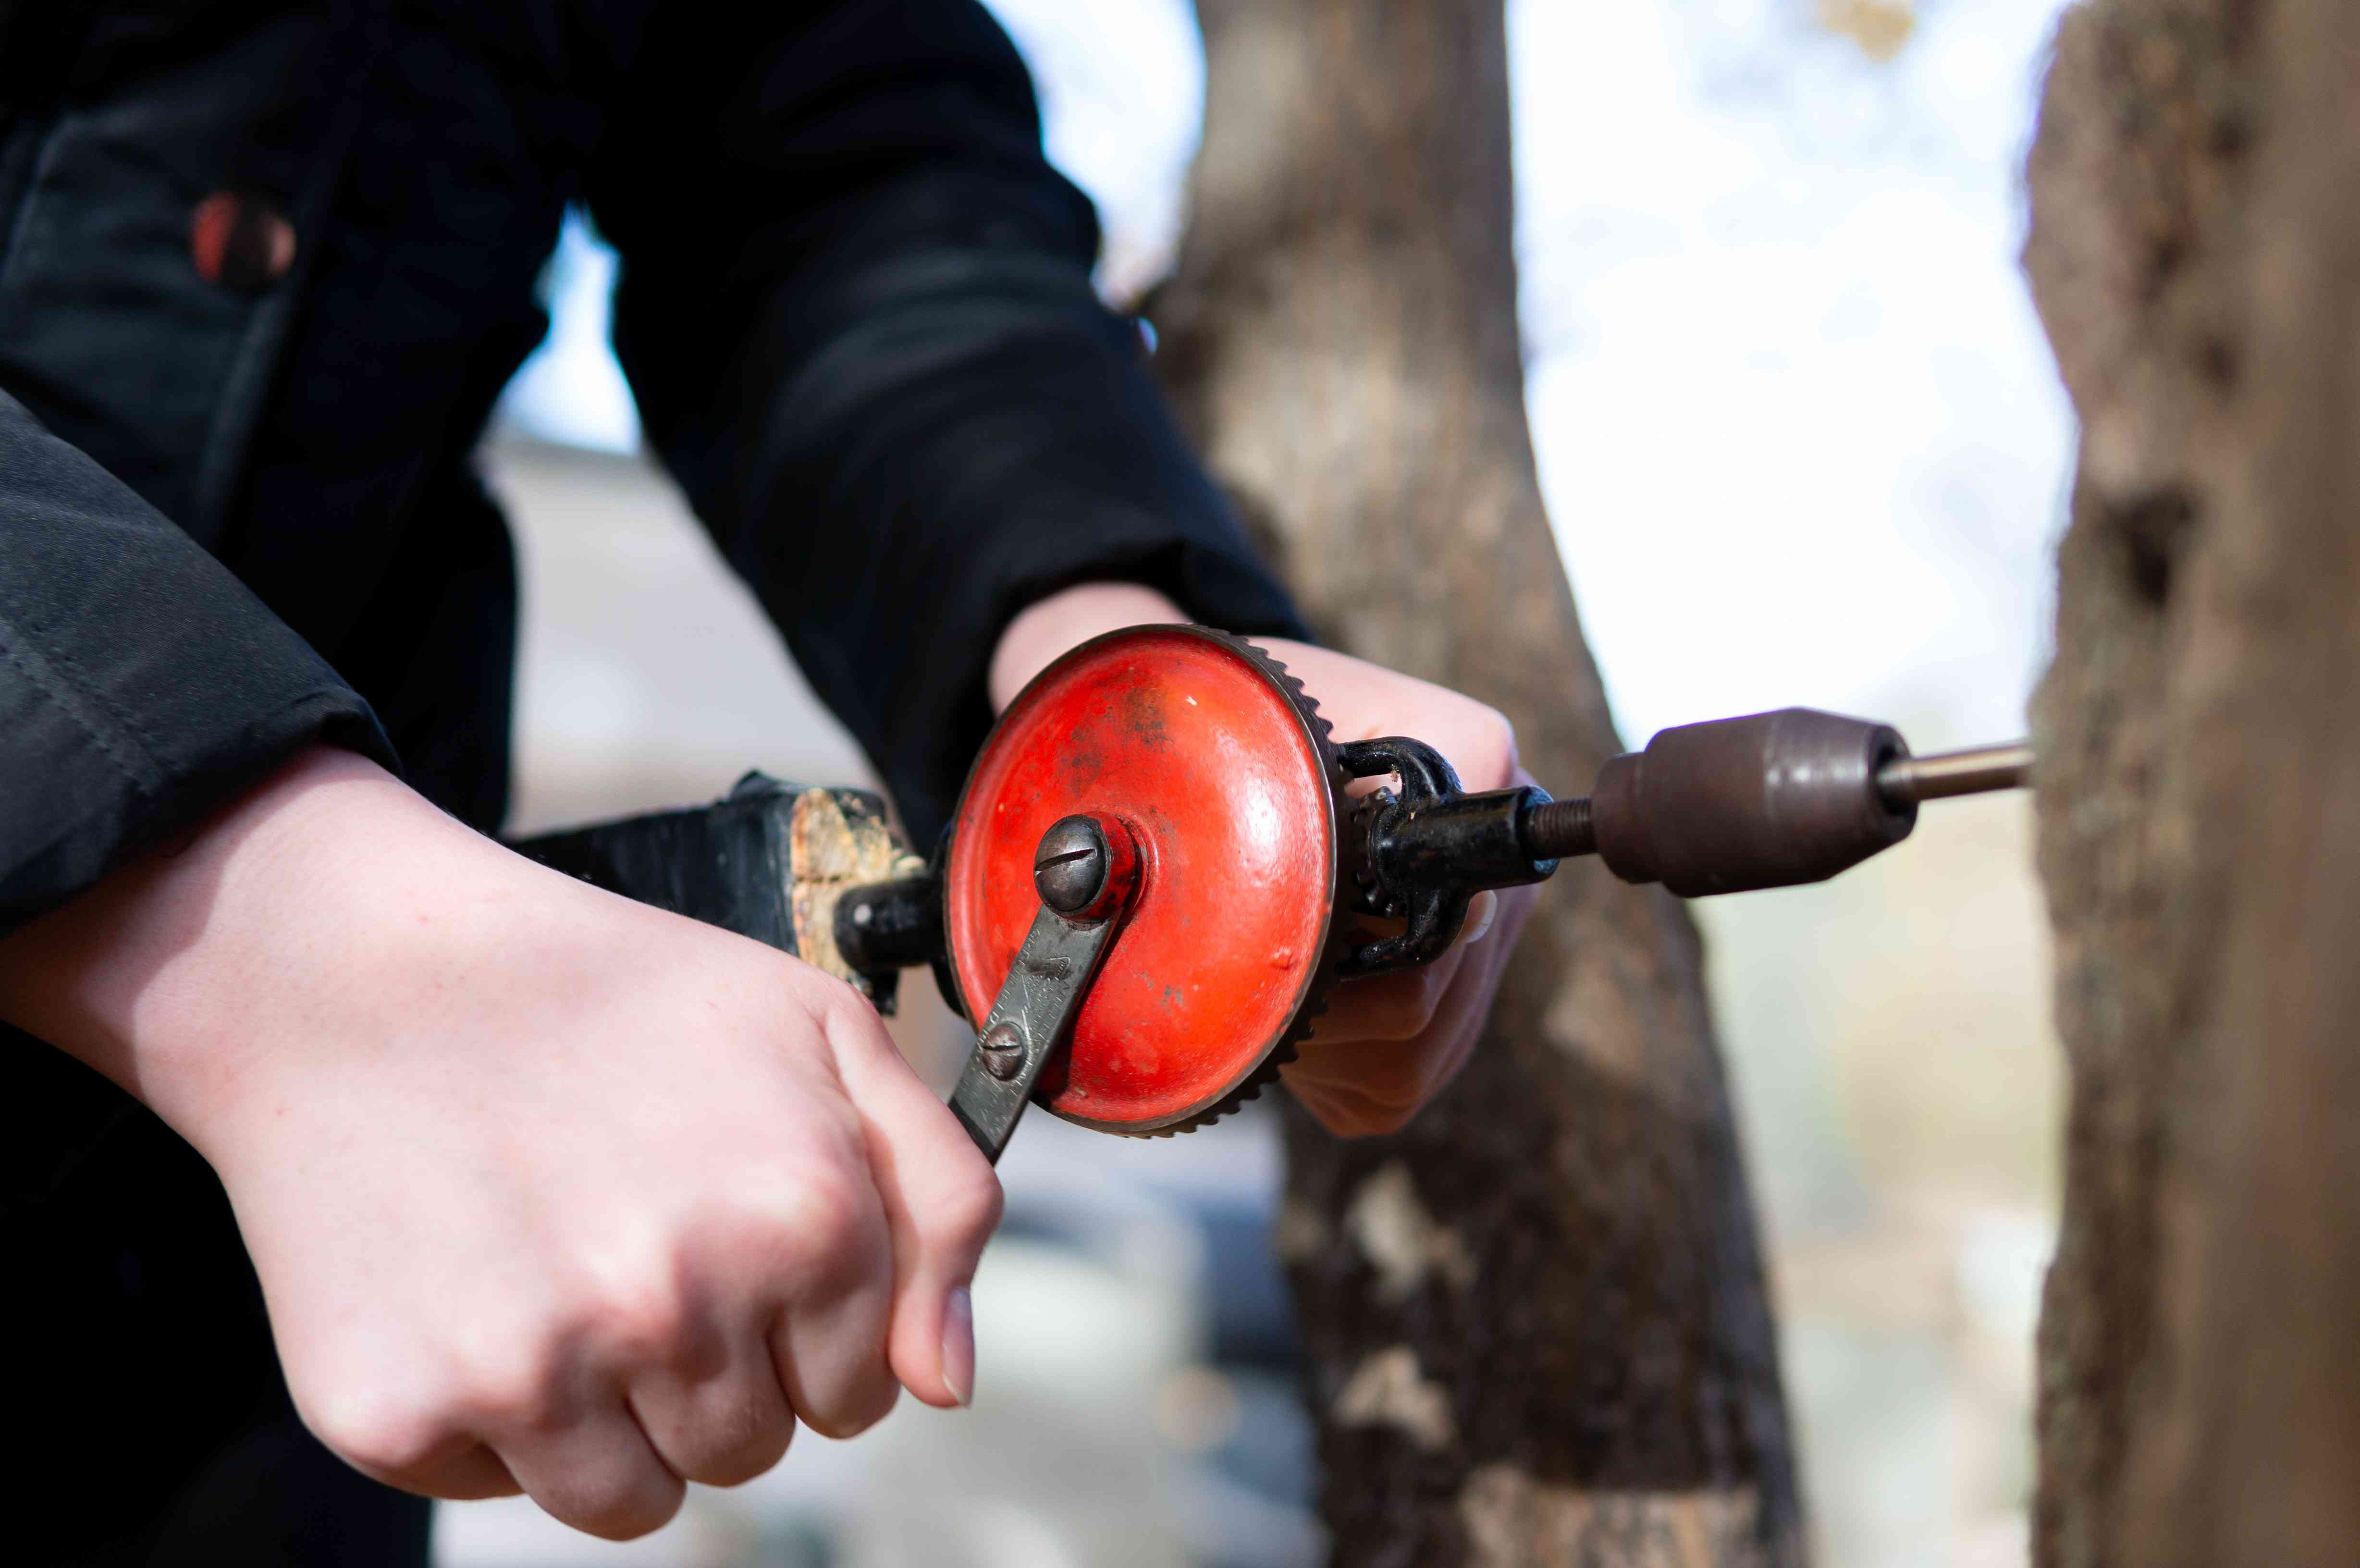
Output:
top-left (0, 747), bottom-right (483, 1146)
top-left (988, 582), bottom-right (1189, 712)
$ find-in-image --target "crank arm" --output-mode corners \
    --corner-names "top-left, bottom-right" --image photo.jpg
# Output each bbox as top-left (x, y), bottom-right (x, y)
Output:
top-left (946, 813), bottom-right (1141, 1162)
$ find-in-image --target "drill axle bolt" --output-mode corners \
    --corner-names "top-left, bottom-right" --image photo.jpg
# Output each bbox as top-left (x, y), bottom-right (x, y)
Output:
top-left (1033, 816), bottom-right (1111, 915)
top-left (1030, 813), bottom-right (1140, 925)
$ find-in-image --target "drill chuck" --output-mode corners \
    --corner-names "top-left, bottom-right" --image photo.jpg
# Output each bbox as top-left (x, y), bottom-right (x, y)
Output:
top-left (1581, 709), bottom-right (1915, 895)
top-left (1360, 708), bottom-right (2031, 964)
top-left (1511, 711), bottom-right (2033, 897)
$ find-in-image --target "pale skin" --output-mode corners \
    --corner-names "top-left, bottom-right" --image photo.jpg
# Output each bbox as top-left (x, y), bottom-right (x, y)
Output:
top-left (0, 582), bottom-right (1532, 1540)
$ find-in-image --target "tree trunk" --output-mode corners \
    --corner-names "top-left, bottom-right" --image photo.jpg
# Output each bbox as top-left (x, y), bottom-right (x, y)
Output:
top-left (2024, 1), bottom-right (2360, 1563)
top-left (1151, 4), bottom-right (1801, 1562)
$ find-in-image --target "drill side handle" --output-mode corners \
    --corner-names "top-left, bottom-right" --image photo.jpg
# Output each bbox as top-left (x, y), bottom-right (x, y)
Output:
top-left (508, 772), bottom-right (936, 1012)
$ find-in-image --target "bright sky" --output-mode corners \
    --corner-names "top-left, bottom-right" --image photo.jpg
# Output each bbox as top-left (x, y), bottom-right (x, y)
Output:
top-left (500, 0), bottom-right (2075, 752)
top-left (1510, 0), bottom-right (2074, 747)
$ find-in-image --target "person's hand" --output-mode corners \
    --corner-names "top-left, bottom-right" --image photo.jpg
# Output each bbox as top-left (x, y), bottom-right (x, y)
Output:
top-left (993, 586), bottom-right (1538, 1137)
top-left (1243, 637), bottom-right (1538, 1134)
top-left (0, 749), bottom-right (997, 1539)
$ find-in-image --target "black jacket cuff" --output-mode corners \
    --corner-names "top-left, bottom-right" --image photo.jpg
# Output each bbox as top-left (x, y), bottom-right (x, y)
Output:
top-left (0, 391), bottom-right (395, 932)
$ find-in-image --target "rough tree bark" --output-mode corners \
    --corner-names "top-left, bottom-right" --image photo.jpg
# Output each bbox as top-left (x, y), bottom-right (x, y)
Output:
top-left (1150, 3), bottom-right (1801, 1562)
top-left (2024, 1), bottom-right (2360, 1564)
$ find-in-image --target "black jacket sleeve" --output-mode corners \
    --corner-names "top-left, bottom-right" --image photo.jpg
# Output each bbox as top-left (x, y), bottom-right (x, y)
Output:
top-left (0, 391), bottom-right (394, 932)
top-left (585, 0), bottom-right (1309, 840)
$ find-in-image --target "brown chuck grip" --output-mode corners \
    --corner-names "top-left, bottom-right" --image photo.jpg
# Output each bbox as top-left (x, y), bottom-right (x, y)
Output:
top-left (1586, 709), bottom-right (1917, 896)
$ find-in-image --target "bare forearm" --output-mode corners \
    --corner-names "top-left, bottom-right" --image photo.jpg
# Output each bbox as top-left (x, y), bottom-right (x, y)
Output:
top-left (989, 582), bottom-right (1190, 712)
top-left (0, 747), bottom-right (423, 1127)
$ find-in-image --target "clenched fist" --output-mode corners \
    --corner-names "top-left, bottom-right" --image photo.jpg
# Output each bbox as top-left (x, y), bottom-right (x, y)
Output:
top-left (0, 749), bottom-right (996, 1539)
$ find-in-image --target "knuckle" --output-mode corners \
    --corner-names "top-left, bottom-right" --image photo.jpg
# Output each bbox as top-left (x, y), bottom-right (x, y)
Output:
top-left (562, 1472), bottom-right (687, 1542)
top-left (453, 1347), bottom-right (565, 1433)
top-left (759, 1163), bottom-right (887, 1305)
top-left (1296, 1080), bottom-right (1413, 1139)
top-left (1352, 1103), bottom-right (1417, 1137)
top-left (442, 1308), bottom-right (576, 1432)
top-left (934, 1165), bottom-right (1005, 1253)
top-left (1413, 968), bottom-right (1448, 1031)
top-left (589, 1279), bottom-right (693, 1369)
top-left (1340, 971), bottom-right (1446, 1043)
top-left (814, 988), bottom-right (899, 1069)
top-left (1345, 1049), bottom-right (1435, 1130)
top-left (307, 1384), bottom-right (451, 1479)
top-left (1362, 1075), bottom-right (1428, 1127)
top-left (688, 1415), bottom-right (795, 1488)
top-left (802, 1373), bottom-right (900, 1440)
top-left (1377, 969), bottom-right (1446, 1040)
top-left (787, 1164), bottom-right (873, 1264)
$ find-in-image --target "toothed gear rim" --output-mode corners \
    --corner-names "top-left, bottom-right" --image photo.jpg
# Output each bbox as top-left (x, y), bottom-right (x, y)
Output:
top-left (1151, 635), bottom-right (1361, 1138)
top-left (942, 625), bottom-right (1353, 1138)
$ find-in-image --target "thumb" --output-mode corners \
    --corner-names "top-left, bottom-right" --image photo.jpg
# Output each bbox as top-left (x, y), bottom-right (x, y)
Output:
top-left (824, 1005), bottom-right (1003, 1409)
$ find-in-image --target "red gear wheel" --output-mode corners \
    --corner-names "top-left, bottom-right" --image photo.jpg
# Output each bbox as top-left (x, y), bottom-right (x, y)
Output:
top-left (943, 625), bottom-right (1350, 1136)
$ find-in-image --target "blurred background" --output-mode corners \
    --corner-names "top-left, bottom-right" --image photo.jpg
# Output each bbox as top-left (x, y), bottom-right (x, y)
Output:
top-left (442, 1), bottom-right (2074, 1563)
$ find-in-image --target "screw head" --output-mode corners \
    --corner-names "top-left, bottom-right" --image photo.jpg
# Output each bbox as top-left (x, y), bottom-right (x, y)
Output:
top-left (1033, 816), bottom-right (1111, 915)
top-left (979, 1022), bottom-right (1025, 1081)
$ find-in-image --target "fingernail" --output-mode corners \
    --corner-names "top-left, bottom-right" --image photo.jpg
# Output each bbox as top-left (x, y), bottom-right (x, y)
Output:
top-left (1461, 890), bottom-right (1498, 945)
top-left (940, 1286), bottom-right (975, 1408)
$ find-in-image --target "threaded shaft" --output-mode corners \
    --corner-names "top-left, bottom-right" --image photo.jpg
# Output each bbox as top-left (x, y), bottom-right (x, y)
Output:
top-left (1523, 796), bottom-right (1596, 860)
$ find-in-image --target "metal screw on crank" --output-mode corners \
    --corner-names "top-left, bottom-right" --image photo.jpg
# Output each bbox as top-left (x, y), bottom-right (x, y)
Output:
top-left (1033, 816), bottom-right (1110, 915)
top-left (979, 1022), bottom-right (1026, 1081)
